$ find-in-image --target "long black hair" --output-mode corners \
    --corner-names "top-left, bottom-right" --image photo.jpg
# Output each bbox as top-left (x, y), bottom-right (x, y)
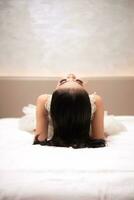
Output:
top-left (44, 88), bottom-right (105, 148)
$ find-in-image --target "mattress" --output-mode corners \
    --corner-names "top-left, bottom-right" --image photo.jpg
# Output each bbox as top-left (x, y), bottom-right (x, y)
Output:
top-left (0, 116), bottom-right (134, 200)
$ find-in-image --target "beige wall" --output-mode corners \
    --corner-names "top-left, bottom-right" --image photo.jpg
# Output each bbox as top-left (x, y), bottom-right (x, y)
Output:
top-left (0, 76), bottom-right (134, 117)
top-left (0, 0), bottom-right (134, 77)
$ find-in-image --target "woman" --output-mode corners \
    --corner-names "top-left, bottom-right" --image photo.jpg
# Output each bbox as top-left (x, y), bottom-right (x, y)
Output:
top-left (33, 74), bottom-right (106, 148)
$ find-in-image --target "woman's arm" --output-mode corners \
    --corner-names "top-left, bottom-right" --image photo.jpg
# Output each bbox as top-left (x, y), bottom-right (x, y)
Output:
top-left (91, 95), bottom-right (105, 139)
top-left (35, 94), bottom-right (49, 142)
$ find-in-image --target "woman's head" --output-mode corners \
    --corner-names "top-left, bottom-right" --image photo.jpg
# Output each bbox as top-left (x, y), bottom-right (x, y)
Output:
top-left (56, 73), bottom-right (86, 90)
top-left (50, 87), bottom-right (91, 148)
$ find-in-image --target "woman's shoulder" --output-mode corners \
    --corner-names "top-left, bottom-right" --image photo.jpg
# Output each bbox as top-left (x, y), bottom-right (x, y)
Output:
top-left (36, 94), bottom-right (51, 106)
top-left (93, 94), bottom-right (103, 106)
top-left (36, 94), bottom-right (52, 111)
top-left (89, 92), bottom-right (103, 104)
top-left (36, 94), bottom-right (48, 103)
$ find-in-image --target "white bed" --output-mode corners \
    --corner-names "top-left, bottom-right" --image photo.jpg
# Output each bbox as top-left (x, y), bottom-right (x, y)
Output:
top-left (0, 116), bottom-right (134, 200)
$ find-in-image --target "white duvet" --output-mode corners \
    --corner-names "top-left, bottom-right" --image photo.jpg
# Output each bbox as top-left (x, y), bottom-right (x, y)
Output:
top-left (0, 116), bottom-right (134, 200)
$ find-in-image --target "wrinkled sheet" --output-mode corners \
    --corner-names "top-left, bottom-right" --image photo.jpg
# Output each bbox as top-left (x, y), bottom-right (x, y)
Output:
top-left (0, 117), bottom-right (134, 200)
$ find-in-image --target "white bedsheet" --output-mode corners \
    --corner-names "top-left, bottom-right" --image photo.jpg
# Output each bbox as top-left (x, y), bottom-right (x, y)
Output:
top-left (0, 117), bottom-right (134, 200)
